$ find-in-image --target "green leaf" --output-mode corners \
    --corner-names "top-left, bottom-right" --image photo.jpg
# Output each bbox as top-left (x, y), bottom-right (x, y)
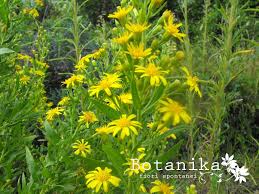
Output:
top-left (102, 143), bottom-right (126, 177)
top-left (142, 84), bottom-right (165, 115)
top-left (84, 158), bottom-right (112, 170)
top-left (25, 147), bottom-right (35, 181)
top-left (0, 1), bottom-right (9, 25)
top-left (142, 125), bottom-right (190, 146)
top-left (157, 140), bottom-right (183, 163)
top-left (131, 77), bottom-right (141, 110)
top-left (91, 98), bottom-right (120, 120)
top-left (43, 121), bottom-right (58, 142)
top-left (0, 48), bottom-right (14, 55)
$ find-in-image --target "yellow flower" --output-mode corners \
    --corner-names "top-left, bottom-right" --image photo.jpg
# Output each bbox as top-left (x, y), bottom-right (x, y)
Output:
top-left (164, 15), bottom-right (186, 41)
top-left (105, 98), bottom-right (118, 110)
top-left (58, 96), bottom-right (70, 106)
top-left (36, 60), bottom-right (49, 68)
top-left (46, 107), bottom-right (64, 121)
top-left (20, 75), bottom-right (30, 85)
top-left (95, 125), bottom-right (112, 135)
top-left (157, 124), bottom-right (176, 139)
top-left (159, 98), bottom-right (191, 126)
top-left (150, 180), bottom-right (174, 194)
top-left (186, 184), bottom-right (197, 194)
top-left (140, 184), bottom-right (147, 192)
top-left (124, 158), bottom-right (149, 176)
top-left (72, 139), bottom-right (91, 157)
top-left (113, 32), bottom-right (132, 44)
top-left (47, 102), bottom-right (53, 107)
top-left (108, 114), bottom-right (142, 139)
top-left (181, 67), bottom-right (202, 97)
top-left (34, 70), bottom-right (45, 76)
top-left (75, 55), bottom-right (91, 71)
top-left (92, 48), bottom-right (105, 59)
top-left (89, 73), bottom-right (122, 97)
top-left (108, 6), bottom-right (133, 20)
top-left (137, 147), bottom-right (145, 153)
top-left (79, 111), bottom-right (98, 127)
top-left (35, 0), bottom-right (44, 7)
top-left (162, 10), bottom-right (173, 20)
top-left (118, 93), bottom-right (132, 104)
top-left (126, 22), bottom-right (150, 33)
top-left (127, 43), bottom-right (152, 59)
top-left (23, 8), bottom-right (39, 18)
top-left (135, 63), bottom-right (168, 86)
top-left (17, 53), bottom-right (32, 61)
top-left (62, 74), bottom-right (84, 88)
top-left (151, 0), bottom-right (164, 7)
top-left (85, 167), bottom-right (121, 193)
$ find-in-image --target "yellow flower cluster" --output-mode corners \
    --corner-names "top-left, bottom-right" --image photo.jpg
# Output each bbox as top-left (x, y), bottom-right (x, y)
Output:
top-left (23, 8), bottom-right (39, 18)
top-left (53, 1), bottom-right (204, 193)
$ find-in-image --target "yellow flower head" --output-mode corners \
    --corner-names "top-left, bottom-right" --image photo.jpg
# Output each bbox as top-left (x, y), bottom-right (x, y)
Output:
top-left (108, 114), bottom-right (142, 139)
top-left (126, 22), bottom-right (150, 33)
top-left (17, 53), bottom-right (32, 61)
top-left (140, 184), bottom-right (147, 192)
top-left (72, 139), bottom-right (91, 158)
top-left (150, 180), bottom-right (174, 194)
top-left (105, 98), bottom-right (118, 110)
top-left (118, 93), bottom-right (132, 104)
top-left (164, 15), bottom-right (186, 41)
top-left (137, 147), bottom-right (146, 153)
top-left (157, 124), bottom-right (176, 139)
top-left (23, 8), bottom-right (39, 18)
top-left (35, 0), bottom-right (44, 7)
top-left (92, 48), bottom-right (105, 59)
top-left (186, 184), bottom-right (198, 194)
top-left (162, 10), bottom-right (173, 20)
top-left (85, 167), bottom-right (121, 193)
top-left (127, 43), bottom-right (152, 59)
top-left (47, 102), bottom-right (53, 107)
top-left (124, 158), bottom-right (149, 176)
top-left (135, 63), bottom-right (168, 86)
top-left (108, 6), bottom-right (133, 20)
top-left (58, 96), bottom-right (70, 106)
top-left (75, 55), bottom-right (91, 71)
top-left (151, 0), bottom-right (164, 7)
top-left (181, 67), bottom-right (202, 97)
top-left (79, 111), bottom-right (98, 127)
top-left (62, 74), bottom-right (84, 88)
top-left (159, 98), bottom-right (191, 126)
top-left (46, 107), bottom-right (64, 121)
top-left (95, 125), bottom-right (112, 135)
top-left (36, 61), bottom-right (49, 68)
top-left (34, 70), bottom-right (45, 77)
top-left (113, 32), bottom-right (133, 44)
top-left (20, 75), bottom-right (30, 85)
top-left (89, 73), bottom-right (122, 97)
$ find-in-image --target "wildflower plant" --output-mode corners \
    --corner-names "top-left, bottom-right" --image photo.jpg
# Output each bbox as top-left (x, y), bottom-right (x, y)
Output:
top-left (45, 0), bottom-right (202, 193)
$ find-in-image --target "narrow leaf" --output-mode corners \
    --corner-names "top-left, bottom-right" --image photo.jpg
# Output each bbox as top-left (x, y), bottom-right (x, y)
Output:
top-left (91, 98), bottom-right (120, 120)
top-left (0, 48), bottom-right (14, 55)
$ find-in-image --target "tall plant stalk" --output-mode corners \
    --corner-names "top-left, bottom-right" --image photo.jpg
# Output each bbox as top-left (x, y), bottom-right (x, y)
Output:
top-left (182, 0), bottom-right (195, 159)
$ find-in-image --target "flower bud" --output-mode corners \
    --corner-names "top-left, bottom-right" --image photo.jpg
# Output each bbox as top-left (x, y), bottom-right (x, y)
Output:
top-left (175, 51), bottom-right (185, 61)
